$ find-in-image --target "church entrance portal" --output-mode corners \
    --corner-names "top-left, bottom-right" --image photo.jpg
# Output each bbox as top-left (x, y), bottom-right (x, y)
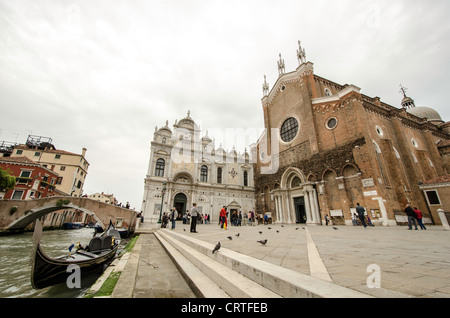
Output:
top-left (174, 193), bottom-right (187, 220)
top-left (294, 197), bottom-right (307, 224)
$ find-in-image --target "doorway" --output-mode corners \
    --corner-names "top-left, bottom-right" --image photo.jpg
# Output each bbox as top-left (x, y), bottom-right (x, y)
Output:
top-left (174, 193), bottom-right (187, 220)
top-left (294, 196), bottom-right (307, 224)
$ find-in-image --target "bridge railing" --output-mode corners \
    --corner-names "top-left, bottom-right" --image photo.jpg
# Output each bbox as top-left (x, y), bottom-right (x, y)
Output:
top-left (0, 196), bottom-right (138, 234)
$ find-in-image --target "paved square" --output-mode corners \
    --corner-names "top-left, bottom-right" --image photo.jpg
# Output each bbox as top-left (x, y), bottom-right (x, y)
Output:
top-left (161, 222), bottom-right (450, 297)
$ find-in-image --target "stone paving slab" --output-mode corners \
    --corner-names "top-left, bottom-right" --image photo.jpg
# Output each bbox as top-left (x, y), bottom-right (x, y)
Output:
top-left (112, 231), bottom-right (196, 298)
top-left (157, 222), bottom-right (450, 298)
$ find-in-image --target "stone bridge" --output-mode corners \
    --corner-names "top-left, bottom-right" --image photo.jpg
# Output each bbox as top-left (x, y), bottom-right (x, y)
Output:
top-left (0, 196), bottom-right (139, 234)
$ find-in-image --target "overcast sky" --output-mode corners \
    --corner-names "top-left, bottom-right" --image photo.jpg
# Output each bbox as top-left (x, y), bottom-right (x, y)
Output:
top-left (1, 0), bottom-right (449, 210)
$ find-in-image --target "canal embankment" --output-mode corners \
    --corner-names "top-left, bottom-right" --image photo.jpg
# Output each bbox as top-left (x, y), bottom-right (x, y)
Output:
top-left (83, 234), bottom-right (139, 298)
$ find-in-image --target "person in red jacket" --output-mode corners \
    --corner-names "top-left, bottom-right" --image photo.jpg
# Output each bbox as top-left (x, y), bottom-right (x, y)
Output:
top-left (413, 207), bottom-right (427, 230)
top-left (219, 206), bottom-right (226, 229)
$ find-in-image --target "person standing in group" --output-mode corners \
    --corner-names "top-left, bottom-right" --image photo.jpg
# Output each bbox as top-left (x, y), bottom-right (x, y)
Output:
top-left (404, 204), bottom-right (418, 230)
top-left (248, 211), bottom-right (252, 226)
top-left (413, 207), bottom-right (427, 230)
top-left (190, 203), bottom-right (200, 233)
top-left (356, 203), bottom-right (367, 228)
top-left (170, 207), bottom-right (178, 230)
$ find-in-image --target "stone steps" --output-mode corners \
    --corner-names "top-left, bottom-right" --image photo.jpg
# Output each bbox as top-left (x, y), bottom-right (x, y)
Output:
top-left (155, 231), bottom-right (279, 298)
top-left (156, 229), bottom-right (373, 298)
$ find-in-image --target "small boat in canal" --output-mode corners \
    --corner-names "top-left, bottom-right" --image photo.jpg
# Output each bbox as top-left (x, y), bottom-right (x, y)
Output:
top-left (62, 222), bottom-right (84, 230)
top-left (30, 221), bottom-right (120, 289)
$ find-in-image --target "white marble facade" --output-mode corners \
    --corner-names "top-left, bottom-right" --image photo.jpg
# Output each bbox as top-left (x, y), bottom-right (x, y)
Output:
top-left (141, 112), bottom-right (255, 223)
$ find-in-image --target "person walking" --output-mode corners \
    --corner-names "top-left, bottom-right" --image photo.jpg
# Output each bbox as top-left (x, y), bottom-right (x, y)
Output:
top-left (170, 207), bottom-right (178, 230)
top-left (404, 204), bottom-right (418, 230)
top-left (190, 203), bottom-right (200, 233)
top-left (356, 203), bottom-right (367, 228)
top-left (413, 207), bottom-right (427, 230)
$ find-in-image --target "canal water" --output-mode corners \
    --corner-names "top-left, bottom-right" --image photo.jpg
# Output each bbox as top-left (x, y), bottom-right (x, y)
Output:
top-left (0, 227), bottom-right (125, 298)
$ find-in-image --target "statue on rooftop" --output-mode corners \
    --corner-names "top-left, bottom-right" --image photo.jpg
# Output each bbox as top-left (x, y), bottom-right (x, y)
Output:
top-left (297, 40), bottom-right (306, 65)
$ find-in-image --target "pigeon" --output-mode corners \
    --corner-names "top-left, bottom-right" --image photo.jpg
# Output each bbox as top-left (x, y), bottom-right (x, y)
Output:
top-left (259, 231), bottom-right (263, 234)
top-left (227, 236), bottom-right (233, 240)
top-left (276, 230), bottom-right (279, 233)
top-left (281, 225), bottom-right (284, 227)
top-left (212, 241), bottom-right (221, 254)
top-left (257, 239), bottom-right (268, 246)
top-left (302, 227), bottom-right (305, 230)
top-left (268, 227), bottom-right (272, 230)
top-left (183, 229), bottom-right (186, 231)
top-left (333, 227), bottom-right (338, 230)
top-left (235, 233), bottom-right (240, 237)
top-left (295, 228), bottom-right (299, 230)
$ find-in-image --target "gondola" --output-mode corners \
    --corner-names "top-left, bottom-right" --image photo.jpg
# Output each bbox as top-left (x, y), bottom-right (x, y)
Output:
top-left (30, 221), bottom-right (120, 289)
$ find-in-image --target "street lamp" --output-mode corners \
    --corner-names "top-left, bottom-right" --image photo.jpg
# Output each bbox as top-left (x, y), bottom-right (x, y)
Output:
top-left (157, 181), bottom-right (167, 224)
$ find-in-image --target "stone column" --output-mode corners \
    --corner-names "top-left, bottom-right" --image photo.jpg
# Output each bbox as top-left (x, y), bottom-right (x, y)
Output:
top-left (273, 195), bottom-right (278, 223)
top-left (304, 190), bottom-right (313, 225)
top-left (285, 194), bottom-right (292, 223)
top-left (311, 188), bottom-right (320, 224)
top-left (307, 189), bottom-right (317, 224)
top-left (280, 194), bottom-right (286, 223)
top-left (276, 196), bottom-right (282, 223)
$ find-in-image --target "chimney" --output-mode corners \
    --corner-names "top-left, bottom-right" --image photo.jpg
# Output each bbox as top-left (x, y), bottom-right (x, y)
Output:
top-left (82, 148), bottom-right (87, 157)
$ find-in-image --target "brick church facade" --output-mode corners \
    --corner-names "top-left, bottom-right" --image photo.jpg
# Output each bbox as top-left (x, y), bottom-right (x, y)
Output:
top-left (253, 42), bottom-right (450, 226)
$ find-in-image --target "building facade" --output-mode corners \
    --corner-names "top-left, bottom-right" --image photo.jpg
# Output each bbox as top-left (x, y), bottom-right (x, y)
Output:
top-left (0, 157), bottom-right (62, 200)
top-left (141, 112), bottom-right (255, 223)
top-left (253, 42), bottom-right (450, 226)
top-left (87, 192), bottom-right (118, 205)
top-left (3, 135), bottom-right (89, 197)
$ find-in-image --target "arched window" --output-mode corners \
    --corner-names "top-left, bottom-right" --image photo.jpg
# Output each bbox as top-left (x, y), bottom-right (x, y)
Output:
top-left (244, 171), bottom-right (248, 186)
top-left (217, 167), bottom-right (222, 184)
top-left (201, 165), bottom-right (208, 182)
top-left (155, 158), bottom-right (165, 177)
